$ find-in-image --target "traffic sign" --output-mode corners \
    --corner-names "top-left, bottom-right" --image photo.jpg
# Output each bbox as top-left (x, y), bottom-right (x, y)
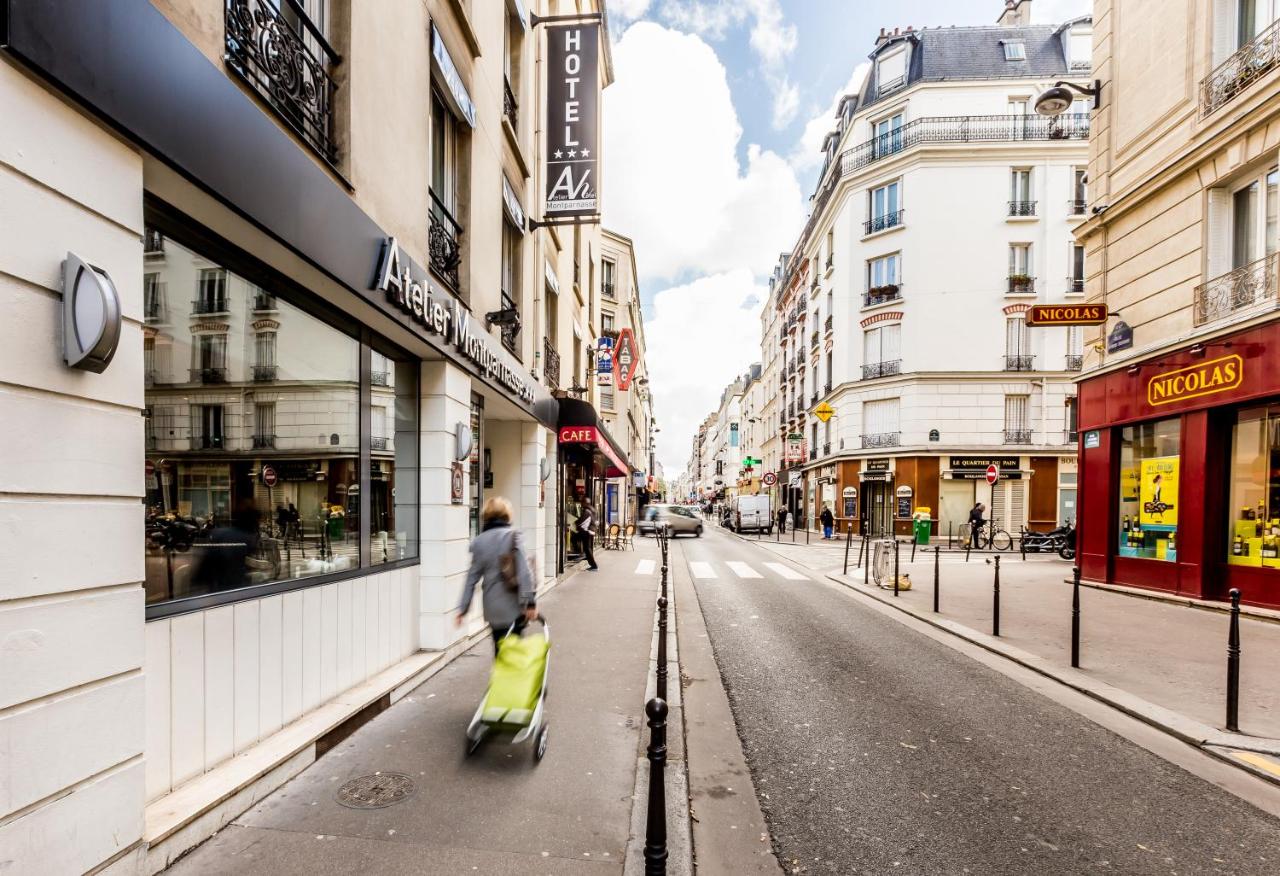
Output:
top-left (262, 465), bottom-right (278, 487)
top-left (762, 471), bottom-right (777, 487)
top-left (144, 460), bottom-right (155, 477)
top-left (814, 401), bottom-right (834, 422)
top-left (985, 464), bottom-right (1000, 485)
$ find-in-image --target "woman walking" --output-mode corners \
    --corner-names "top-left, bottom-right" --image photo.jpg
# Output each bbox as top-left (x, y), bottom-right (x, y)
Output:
top-left (456, 497), bottom-right (538, 649)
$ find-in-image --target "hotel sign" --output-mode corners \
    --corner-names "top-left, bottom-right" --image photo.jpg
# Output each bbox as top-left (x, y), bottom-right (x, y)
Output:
top-left (545, 24), bottom-right (600, 216)
top-left (1147, 354), bottom-right (1243, 407)
top-left (1025, 303), bottom-right (1107, 326)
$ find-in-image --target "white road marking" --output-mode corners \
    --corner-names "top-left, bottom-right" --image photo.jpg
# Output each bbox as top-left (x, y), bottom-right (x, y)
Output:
top-left (763, 562), bottom-right (809, 581)
top-left (726, 561), bottom-right (763, 579)
top-left (634, 559), bottom-right (656, 575)
top-left (689, 561), bottom-right (717, 579)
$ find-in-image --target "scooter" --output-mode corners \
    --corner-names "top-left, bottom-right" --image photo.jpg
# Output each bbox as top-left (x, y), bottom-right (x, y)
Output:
top-left (1058, 523), bottom-right (1077, 560)
top-left (1020, 522), bottom-right (1073, 553)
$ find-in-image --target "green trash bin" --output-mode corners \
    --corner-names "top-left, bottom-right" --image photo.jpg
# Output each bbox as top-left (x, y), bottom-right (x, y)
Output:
top-left (913, 518), bottom-right (931, 546)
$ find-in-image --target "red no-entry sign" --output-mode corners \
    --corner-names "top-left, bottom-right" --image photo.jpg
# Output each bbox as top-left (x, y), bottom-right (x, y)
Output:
top-left (262, 465), bottom-right (278, 487)
top-left (985, 464), bottom-right (1000, 485)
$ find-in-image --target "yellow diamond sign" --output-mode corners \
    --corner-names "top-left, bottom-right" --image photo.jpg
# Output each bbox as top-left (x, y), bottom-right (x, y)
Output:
top-left (814, 402), bottom-right (834, 422)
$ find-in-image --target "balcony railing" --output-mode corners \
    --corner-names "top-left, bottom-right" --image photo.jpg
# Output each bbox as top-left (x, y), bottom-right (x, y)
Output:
top-left (370, 436), bottom-right (388, 451)
top-left (543, 336), bottom-right (560, 388)
top-left (144, 229), bottom-right (165, 255)
top-left (499, 291), bottom-right (519, 352)
top-left (1007, 275), bottom-right (1036, 295)
top-left (503, 77), bottom-right (518, 130)
top-left (225, 0), bottom-right (339, 163)
top-left (602, 281), bottom-right (616, 299)
top-left (252, 364), bottom-right (278, 382)
top-left (1004, 429), bottom-right (1032, 444)
top-left (864, 209), bottom-right (905, 235)
top-left (808, 448), bottom-right (818, 461)
top-left (1065, 354), bottom-right (1084, 371)
top-left (1068, 199), bottom-right (1088, 215)
top-left (144, 283), bottom-right (167, 323)
top-left (1201, 18), bottom-right (1280, 116)
top-left (823, 442), bottom-right (831, 456)
top-left (1004, 355), bottom-right (1035, 372)
top-left (824, 379), bottom-right (833, 394)
top-left (824, 314), bottom-right (833, 333)
top-left (862, 359), bottom-right (902, 380)
top-left (1067, 277), bottom-right (1084, 294)
top-left (810, 330), bottom-right (820, 350)
top-left (370, 370), bottom-right (390, 387)
top-left (190, 435), bottom-right (225, 450)
top-left (864, 284), bottom-right (902, 308)
top-left (190, 367), bottom-right (229, 384)
top-left (429, 190), bottom-right (463, 293)
top-left (252, 434), bottom-right (276, 449)
top-left (1193, 253), bottom-right (1278, 326)
top-left (252, 293), bottom-right (277, 312)
top-left (861, 431), bottom-right (901, 449)
top-left (1008, 200), bottom-right (1037, 217)
top-left (192, 296), bottom-right (229, 315)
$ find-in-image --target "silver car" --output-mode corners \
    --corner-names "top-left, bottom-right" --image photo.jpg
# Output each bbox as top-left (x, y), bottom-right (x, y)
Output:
top-left (639, 504), bottom-right (704, 537)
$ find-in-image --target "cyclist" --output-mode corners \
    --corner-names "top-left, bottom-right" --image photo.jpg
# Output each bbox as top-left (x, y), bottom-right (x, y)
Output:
top-left (968, 502), bottom-right (987, 548)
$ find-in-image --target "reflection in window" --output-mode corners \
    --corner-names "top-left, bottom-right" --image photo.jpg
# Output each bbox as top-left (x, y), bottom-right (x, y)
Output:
top-left (1228, 404), bottom-right (1280, 567)
top-left (371, 357), bottom-right (419, 565)
top-left (1116, 419), bottom-right (1180, 562)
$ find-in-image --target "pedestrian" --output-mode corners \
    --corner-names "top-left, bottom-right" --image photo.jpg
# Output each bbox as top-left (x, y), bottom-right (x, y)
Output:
top-left (455, 496), bottom-right (537, 651)
top-left (776, 506), bottom-right (787, 534)
top-left (968, 502), bottom-right (987, 548)
top-left (820, 504), bottom-right (834, 539)
top-left (575, 501), bottom-right (599, 571)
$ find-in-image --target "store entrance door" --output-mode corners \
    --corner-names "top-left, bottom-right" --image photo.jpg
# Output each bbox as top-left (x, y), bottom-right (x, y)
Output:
top-left (939, 479), bottom-right (976, 543)
top-left (864, 481), bottom-right (892, 536)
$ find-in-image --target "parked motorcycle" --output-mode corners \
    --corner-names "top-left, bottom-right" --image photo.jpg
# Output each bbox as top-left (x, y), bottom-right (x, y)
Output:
top-left (1058, 523), bottom-right (1077, 560)
top-left (1020, 522), bottom-right (1074, 554)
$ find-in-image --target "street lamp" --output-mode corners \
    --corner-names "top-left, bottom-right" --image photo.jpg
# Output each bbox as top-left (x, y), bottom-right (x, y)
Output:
top-left (1033, 79), bottom-right (1102, 115)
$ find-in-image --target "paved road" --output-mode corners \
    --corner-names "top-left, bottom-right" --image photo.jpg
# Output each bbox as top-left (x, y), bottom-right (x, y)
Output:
top-left (679, 525), bottom-right (1280, 875)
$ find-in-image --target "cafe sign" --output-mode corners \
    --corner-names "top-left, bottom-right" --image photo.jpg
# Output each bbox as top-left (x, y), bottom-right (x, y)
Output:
top-left (1025, 303), bottom-right (1107, 326)
top-left (1147, 354), bottom-right (1243, 407)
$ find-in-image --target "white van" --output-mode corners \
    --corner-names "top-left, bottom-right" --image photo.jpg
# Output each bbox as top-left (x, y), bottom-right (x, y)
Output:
top-left (733, 494), bottom-right (773, 534)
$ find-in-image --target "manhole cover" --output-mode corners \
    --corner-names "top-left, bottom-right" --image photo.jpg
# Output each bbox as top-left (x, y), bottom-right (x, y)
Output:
top-left (336, 772), bottom-right (415, 809)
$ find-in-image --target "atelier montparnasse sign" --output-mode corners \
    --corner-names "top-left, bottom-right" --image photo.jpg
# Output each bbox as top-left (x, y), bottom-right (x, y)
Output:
top-left (545, 24), bottom-right (599, 217)
top-left (373, 238), bottom-right (535, 404)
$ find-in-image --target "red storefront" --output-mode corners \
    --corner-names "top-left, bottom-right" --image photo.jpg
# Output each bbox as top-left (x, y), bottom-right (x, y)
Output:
top-left (1077, 319), bottom-right (1280, 607)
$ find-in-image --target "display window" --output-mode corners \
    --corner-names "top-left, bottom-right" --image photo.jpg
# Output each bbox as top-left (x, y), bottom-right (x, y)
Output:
top-left (1116, 419), bottom-right (1180, 562)
top-left (1227, 404), bottom-right (1280, 567)
top-left (143, 228), bottom-right (419, 612)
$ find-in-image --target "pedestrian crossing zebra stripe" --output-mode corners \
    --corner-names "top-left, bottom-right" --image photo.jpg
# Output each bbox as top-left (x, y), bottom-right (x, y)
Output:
top-left (634, 559), bottom-right (656, 575)
top-left (763, 562), bottom-right (808, 581)
top-left (689, 561), bottom-right (716, 579)
top-left (726, 561), bottom-right (762, 579)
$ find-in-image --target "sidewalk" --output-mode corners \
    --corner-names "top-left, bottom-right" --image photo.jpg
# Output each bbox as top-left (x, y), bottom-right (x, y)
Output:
top-left (166, 538), bottom-right (679, 875)
top-left (726, 529), bottom-right (1280, 760)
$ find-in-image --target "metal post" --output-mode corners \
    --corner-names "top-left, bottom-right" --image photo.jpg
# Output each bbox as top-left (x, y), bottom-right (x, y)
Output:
top-left (992, 555), bottom-right (1001, 637)
top-left (1071, 565), bottom-right (1081, 668)
top-left (843, 522), bottom-right (853, 575)
top-left (911, 534), bottom-right (917, 563)
top-left (1226, 588), bottom-right (1241, 733)
top-left (1020, 531), bottom-right (1027, 562)
top-left (893, 538), bottom-right (900, 597)
top-left (656, 596), bottom-right (668, 703)
top-left (644, 698), bottom-right (669, 875)
top-left (857, 531), bottom-right (866, 567)
top-left (933, 546), bottom-right (940, 613)
top-left (864, 526), bottom-right (871, 580)
top-left (805, 516), bottom-right (810, 544)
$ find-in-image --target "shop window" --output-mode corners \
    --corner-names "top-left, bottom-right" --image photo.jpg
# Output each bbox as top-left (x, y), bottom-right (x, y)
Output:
top-left (1227, 404), bottom-right (1280, 567)
top-left (371, 357), bottom-right (419, 565)
top-left (1116, 419), bottom-right (1181, 562)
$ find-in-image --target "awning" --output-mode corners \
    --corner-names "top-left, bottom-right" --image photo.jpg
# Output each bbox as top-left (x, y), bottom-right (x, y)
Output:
top-left (556, 398), bottom-right (631, 478)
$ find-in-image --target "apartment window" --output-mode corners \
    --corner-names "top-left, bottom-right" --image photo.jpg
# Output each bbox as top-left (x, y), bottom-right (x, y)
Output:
top-left (862, 398), bottom-right (900, 446)
top-left (601, 383), bottom-right (615, 410)
top-left (877, 47), bottom-right (907, 92)
top-left (825, 229), bottom-right (834, 267)
top-left (868, 181), bottom-right (902, 233)
top-left (1066, 325), bottom-right (1084, 370)
top-left (602, 311), bottom-right (615, 333)
top-left (503, 5), bottom-right (523, 128)
top-left (1064, 396), bottom-right (1078, 440)
top-left (196, 268), bottom-right (227, 313)
top-left (430, 90), bottom-right (464, 295)
top-left (1002, 40), bottom-right (1026, 61)
top-left (1069, 244), bottom-right (1086, 292)
top-left (254, 403), bottom-right (275, 448)
top-left (1231, 167), bottom-right (1279, 269)
top-left (602, 258), bottom-right (616, 298)
top-left (863, 323), bottom-right (901, 370)
top-left (1005, 315), bottom-right (1033, 370)
top-left (1004, 395), bottom-right (1030, 443)
top-left (1068, 29), bottom-right (1092, 68)
top-left (192, 333), bottom-right (228, 383)
top-left (1010, 169), bottom-right (1034, 215)
top-left (1008, 244), bottom-right (1033, 293)
top-left (500, 217), bottom-right (521, 354)
top-left (873, 112), bottom-right (904, 157)
top-left (190, 404), bottom-right (225, 450)
top-left (1237, 0), bottom-right (1280, 48)
top-left (867, 253), bottom-right (901, 297)
top-left (255, 332), bottom-right (276, 367)
top-left (144, 272), bottom-right (165, 322)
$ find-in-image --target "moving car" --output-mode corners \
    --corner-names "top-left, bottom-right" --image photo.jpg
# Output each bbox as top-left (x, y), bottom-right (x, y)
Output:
top-left (638, 504), bottom-right (704, 537)
top-left (732, 494), bottom-right (772, 534)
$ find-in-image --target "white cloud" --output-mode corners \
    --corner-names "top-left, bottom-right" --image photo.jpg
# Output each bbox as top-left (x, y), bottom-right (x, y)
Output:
top-left (791, 61), bottom-right (870, 173)
top-left (644, 270), bottom-right (764, 474)
top-left (746, 0), bottom-right (796, 67)
top-left (609, 0), bottom-right (652, 22)
top-left (771, 79), bottom-right (800, 129)
top-left (1031, 0), bottom-right (1091, 23)
top-left (603, 22), bottom-right (804, 280)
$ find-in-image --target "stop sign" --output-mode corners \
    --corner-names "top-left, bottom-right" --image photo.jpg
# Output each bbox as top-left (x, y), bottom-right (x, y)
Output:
top-left (262, 465), bottom-right (278, 487)
top-left (985, 464), bottom-right (1000, 485)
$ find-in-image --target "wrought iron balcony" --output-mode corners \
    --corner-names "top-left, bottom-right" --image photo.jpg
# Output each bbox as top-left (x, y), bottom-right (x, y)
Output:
top-left (1193, 253), bottom-right (1278, 326)
top-left (825, 379), bottom-right (833, 393)
top-left (864, 209), bottom-right (905, 235)
top-left (823, 442), bottom-right (831, 456)
top-left (861, 359), bottom-right (901, 380)
top-left (863, 284), bottom-right (902, 308)
top-left (252, 433), bottom-right (275, 449)
top-left (498, 291), bottom-right (520, 352)
top-left (809, 448), bottom-right (818, 461)
top-left (824, 314), bottom-right (833, 333)
top-left (370, 436), bottom-right (388, 451)
top-left (861, 431), bottom-right (901, 449)
top-left (1067, 277), bottom-right (1085, 294)
top-left (144, 284), bottom-right (167, 323)
top-left (543, 336), bottom-right (560, 388)
top-left (1004, 355), bottom-right (1035, 372)
top-left (252, 293), bottom-right (277, 312)
top-left (503, 77), bottom-right (518, 130)
top-left (811, 392), bottom-right (819, 406)
top-left (1004, 429), bottom-right (1032, 444)
top-left (370, 370), bottom-right (390, 387)
top-left (144, 229), bottom-right (165, 255)
top-left (190, 435), bottom-right (225, 450)
top-left (825, 254), bottom-right (833, 270)
top-left (189, 367), bottom-right (229, 384)
top-left (602, 281), bottom-right (616, 299)
top-left (810, 330), bottom-right (820, 350)
top-left (1201, 18), bottom-right (1280, 116)
top-left (429, 190), bottom-right (463, 293)
top-left (252, 364), bottom-right (278, 382)
top-left (1007, 275), bottom-right (1036, 294)
top-left (225, 0), bottom-right (339, 163)
top-left (1068, 199), bottom-right (1088, 215)
top-left (1065, 354), bottom-right (1084, 371)
top-left (191, 296), bottom-right (229, 315)
top-left (1008, 200), bottom-right (1037, 217)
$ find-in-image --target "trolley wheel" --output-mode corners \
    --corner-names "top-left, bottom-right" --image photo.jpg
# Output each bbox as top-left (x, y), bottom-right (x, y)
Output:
top-left (534, 726), bottom-right (549, 762)
top-left (992, 530), bottom-right (1013, 551)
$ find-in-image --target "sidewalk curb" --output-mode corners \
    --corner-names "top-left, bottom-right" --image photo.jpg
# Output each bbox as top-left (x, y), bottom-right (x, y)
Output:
top-left (822, 570), bottom-right (1280, 784)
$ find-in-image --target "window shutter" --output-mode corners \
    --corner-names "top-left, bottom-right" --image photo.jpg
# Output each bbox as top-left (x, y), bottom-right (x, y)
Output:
top-left (1207, 187), bottom-right (1233, 279)
top-left (864, 328), bottom-right (879, 363)
top-left (1010, 480), bottom-right (1027, 529)
top-left (883, 323), bottom-right (901, 361)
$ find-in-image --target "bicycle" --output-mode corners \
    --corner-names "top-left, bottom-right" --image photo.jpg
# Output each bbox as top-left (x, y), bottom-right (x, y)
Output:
top-left (961, 518), bottom-right (1012, 551)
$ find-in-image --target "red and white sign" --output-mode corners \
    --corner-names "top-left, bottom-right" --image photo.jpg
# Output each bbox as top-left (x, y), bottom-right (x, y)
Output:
top-left (985, 464), bottom-right (1000, 485)
top-left (762, 471), bottom-right (777, 486)
top-left (262, 465), bottom-right (279, 487)
top-left (144, 460), bottom-right (155, 478)
top-left (615, 327), bottom-right (639, 390)
top-left (559, 426), bottom-right (598, 444)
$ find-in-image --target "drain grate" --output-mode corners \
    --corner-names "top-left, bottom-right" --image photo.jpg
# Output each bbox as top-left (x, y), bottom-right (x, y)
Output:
top-left (336, 772), bottom-right (415, 809)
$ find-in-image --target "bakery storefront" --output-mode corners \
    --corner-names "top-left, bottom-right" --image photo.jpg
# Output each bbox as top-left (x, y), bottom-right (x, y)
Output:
top-left (1077, 320), bottom-right (1280, 607)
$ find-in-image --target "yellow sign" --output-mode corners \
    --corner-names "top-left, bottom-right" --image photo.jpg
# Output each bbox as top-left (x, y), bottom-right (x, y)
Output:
top-left (1147, 354), bottom-right (1243, 407)
top-left (1139, 456), bottom-right (1179, 527)
top-left (814, 402), bottom-right (834, 422)
top-left (1120, 466), bottom-right (1139, 502)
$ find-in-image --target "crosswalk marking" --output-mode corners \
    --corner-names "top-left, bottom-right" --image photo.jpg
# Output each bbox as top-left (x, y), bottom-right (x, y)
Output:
top-left (726, 561), bottom-right (762, 579)
top-left (763, 562), bottom-right (808, 581)
top-left (689, 561), bottom-right (717, 579)
top-left (634, 559), bottom-right (656, 575)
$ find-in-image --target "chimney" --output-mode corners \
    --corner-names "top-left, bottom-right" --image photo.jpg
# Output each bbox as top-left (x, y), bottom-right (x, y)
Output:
top-left (997, 0), bottom-right (1031, 26)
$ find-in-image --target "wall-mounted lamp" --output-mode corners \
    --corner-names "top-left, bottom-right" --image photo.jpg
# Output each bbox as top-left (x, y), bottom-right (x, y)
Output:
top-left (63, 253), bottom-right (122, 373)
top-left (1033, 79), bottom-right (1103, 115)
top-left (1126, 364), bottom-right (1141, 376)
top-left (1188, 343), bottom-right (1206, 358)
top-left (454, 422), bottom-right (473, 461)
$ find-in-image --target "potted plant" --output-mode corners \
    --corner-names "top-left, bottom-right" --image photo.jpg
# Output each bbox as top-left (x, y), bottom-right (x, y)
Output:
top-left (1008, 273), bottom-right (1033, 293)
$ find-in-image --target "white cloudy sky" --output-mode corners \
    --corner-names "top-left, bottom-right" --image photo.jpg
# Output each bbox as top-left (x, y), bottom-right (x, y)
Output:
top-left (602, 0), bottom-right (1089, 480)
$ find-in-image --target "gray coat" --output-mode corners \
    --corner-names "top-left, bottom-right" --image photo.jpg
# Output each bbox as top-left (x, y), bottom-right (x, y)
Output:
top-left (458, 522), bottom-right (536, 628)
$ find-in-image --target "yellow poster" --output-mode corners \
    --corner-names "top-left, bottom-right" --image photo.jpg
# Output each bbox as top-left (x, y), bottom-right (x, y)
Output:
top-left (1139, 456), bottom-right (1179, 527)
top-left (1120, 466), bottom-right (1139, 503)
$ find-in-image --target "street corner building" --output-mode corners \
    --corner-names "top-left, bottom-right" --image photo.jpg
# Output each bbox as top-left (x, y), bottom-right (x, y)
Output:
top-left (1072, 0), bottom-right (1280, 610)
top-left (0, 1), bottom-right (652, 873)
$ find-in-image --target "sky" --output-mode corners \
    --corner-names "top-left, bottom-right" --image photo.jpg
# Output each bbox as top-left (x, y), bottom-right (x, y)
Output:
top-left (599, 0), bottom-right (1089, 481)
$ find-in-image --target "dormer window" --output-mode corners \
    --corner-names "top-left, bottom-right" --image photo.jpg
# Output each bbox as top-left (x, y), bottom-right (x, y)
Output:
top-left (1067, 28), bottom-right (1092, 69)
top-left (877, 47), bottom-right (907, 93)
top-left (1002, 40), bottom-right (1026, 61)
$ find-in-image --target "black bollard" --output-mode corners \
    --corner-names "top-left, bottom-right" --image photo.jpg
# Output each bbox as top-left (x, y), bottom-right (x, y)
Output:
top-left (893, 538), bottom-right (900, 597)
top-left (857, 532), bottom-right (866, 567)
top-left (806, 518), bottom-right (810, 544)
top-left (644, 698), bottom-right (669, 875)
top-left (1071, 566), bottom-right (1081, 668)
top-left (933, 546), bottom-right (941, 613)
top-left (1020, 531), bottom-right (1027, 562)
top-left (911, 534), bottom-right (917, 563)
top-left (965, 529), bottom-right (971, 563)
top-left (864, 528), bottom-right (871, 581)
top-left (656, 596), bottom-right (668, 703)
top-left (992, 555), bottom-right (1001, 637)
top-left (843, 522), bottom-right (853, 575)
top-left (1226, 588), bottom-right (1242, 733)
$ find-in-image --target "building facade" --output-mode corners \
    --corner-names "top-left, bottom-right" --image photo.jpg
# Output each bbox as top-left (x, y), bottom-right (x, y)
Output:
top-left (774, 3), bottom-right (1091, 539)
top-left (1074, 0), bottom-right (1280, 608)
top-left (0, 1), bottom-right (650, 872)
